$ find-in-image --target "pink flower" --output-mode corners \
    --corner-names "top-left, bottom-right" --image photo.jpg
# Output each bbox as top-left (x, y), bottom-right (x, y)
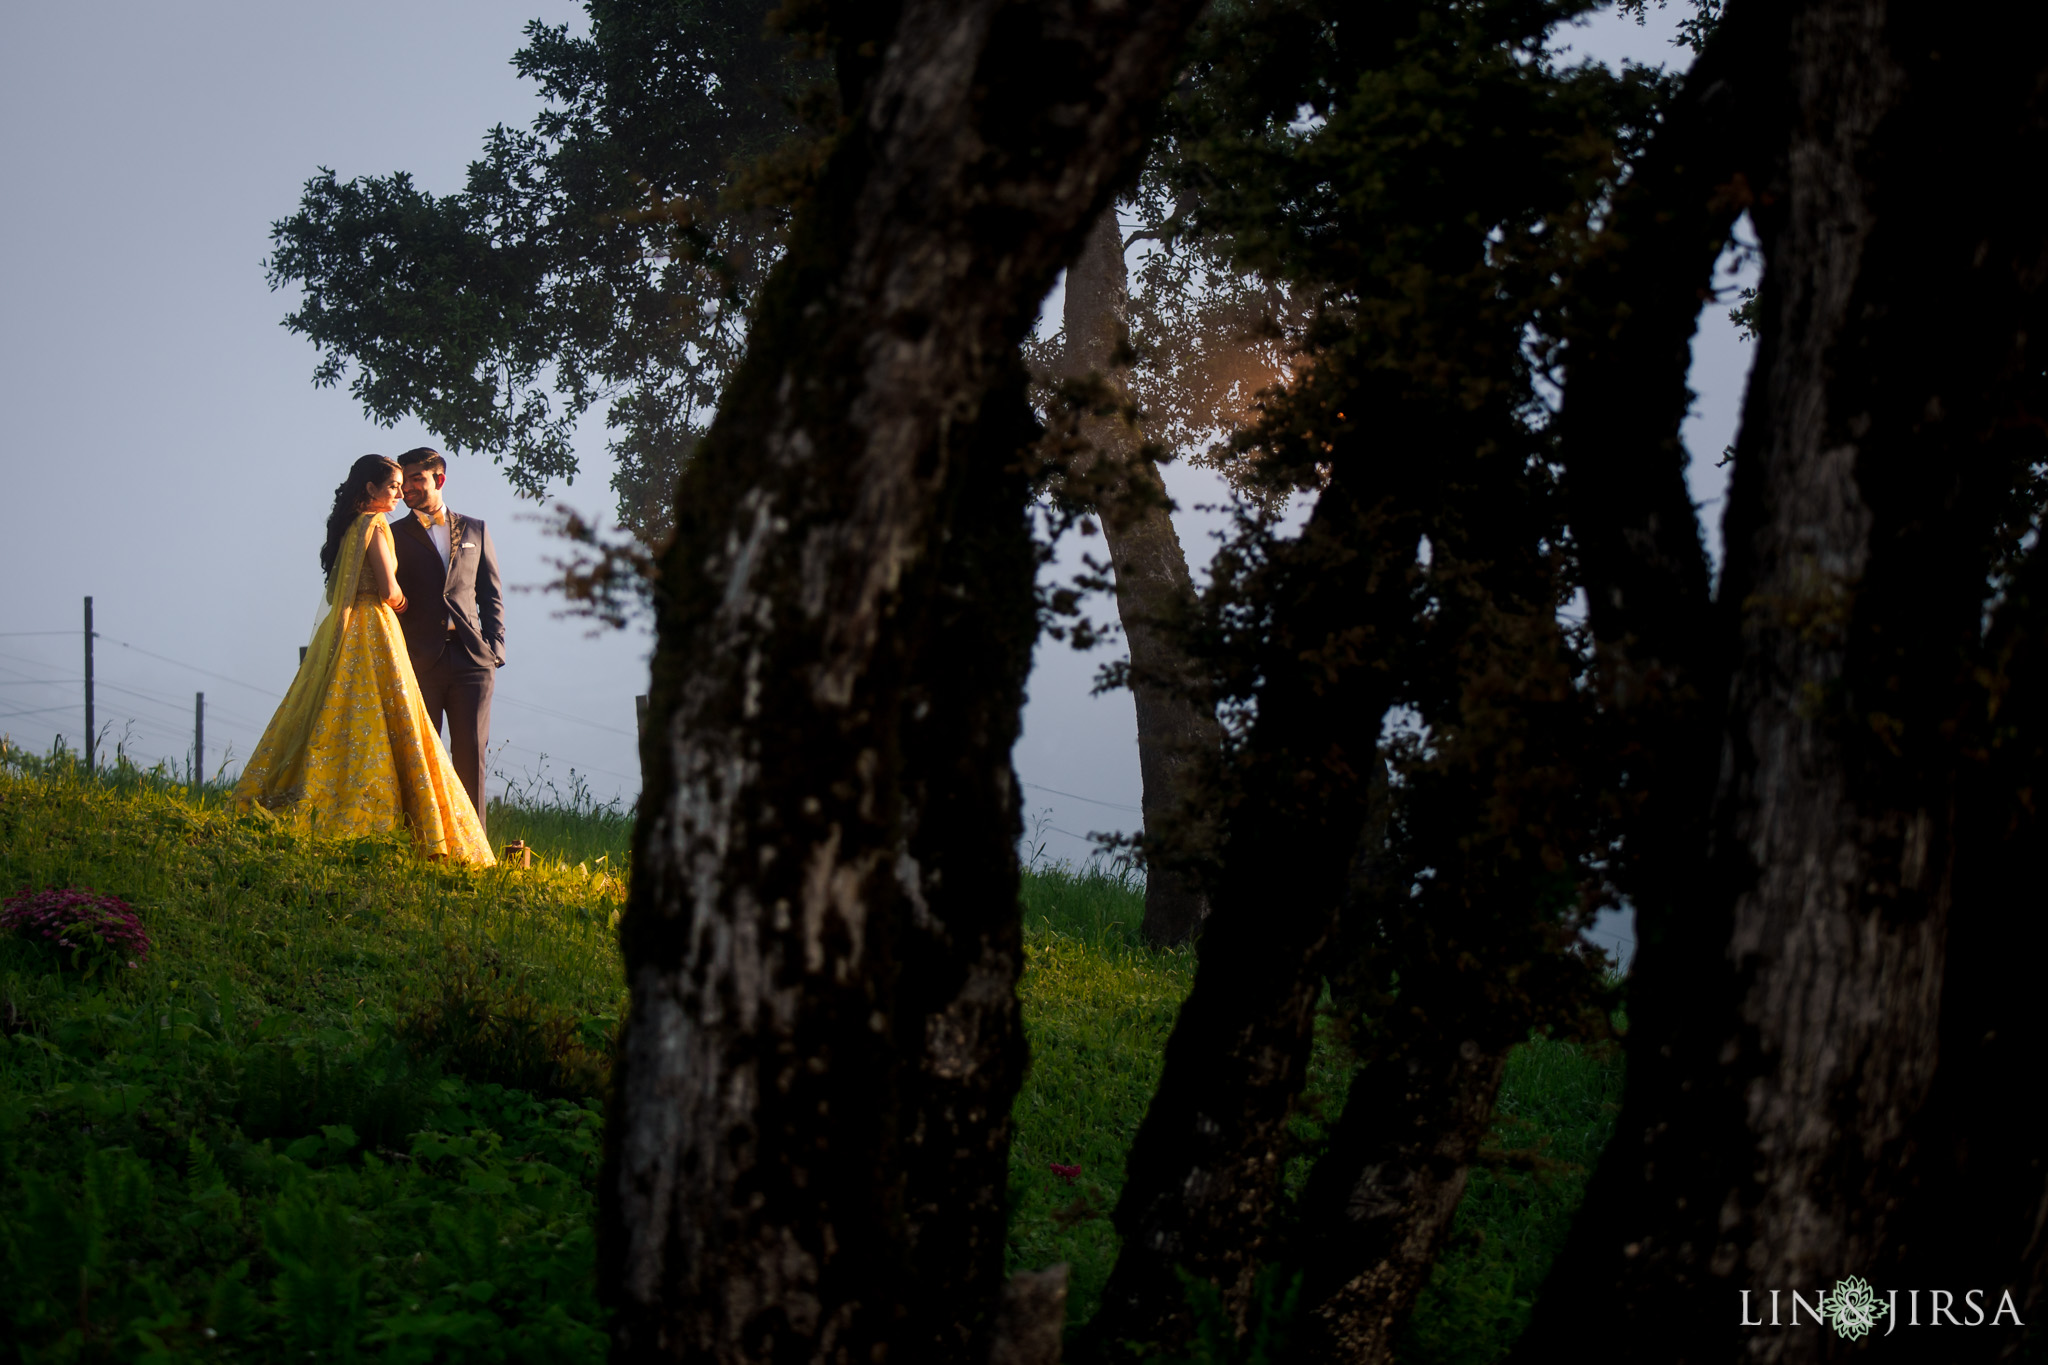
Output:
top-left (1, 886), bottom-right (152, 969)
top-left (1049, 1162), bottom-right (1082, 1185)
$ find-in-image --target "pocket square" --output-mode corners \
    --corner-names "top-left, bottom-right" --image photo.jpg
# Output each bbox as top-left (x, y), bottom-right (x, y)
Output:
top-left (460, 541), bottom-right (476, 549)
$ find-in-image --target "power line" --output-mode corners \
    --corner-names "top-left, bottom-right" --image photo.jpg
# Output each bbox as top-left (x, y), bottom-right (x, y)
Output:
top-left (1045, 822), bottom-right (1120, 845)
top-left (493, 738), bottom-right (640, 788)
top-left (1020, 780), bottom-right (1142, 814)
top-left (15, 627), bottom-right (642, 742)
top-left (494, 692), bottom-right (639, 738)
top-left (10, 620), bottom-right (643, 788)
top-left (98, 636), bottom-right (284, 701)
top-left (0, 704), bottom-right (79, 722)
top-left (0, 667), bottom-right (267, 742)
top-left (0, 650), bottom-right (72, 676)
top-left (92, 681), bottom-right (267, 736)
top-left (0, 664), bottom-right (266, 736)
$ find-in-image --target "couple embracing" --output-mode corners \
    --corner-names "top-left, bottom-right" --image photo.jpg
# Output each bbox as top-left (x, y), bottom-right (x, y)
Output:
top-left (233, 449), bottom-right (504, 866)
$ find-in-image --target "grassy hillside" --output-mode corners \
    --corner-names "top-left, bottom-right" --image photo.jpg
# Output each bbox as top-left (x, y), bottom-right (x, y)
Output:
top-left (0, 746), bottom-right (1617, 1362)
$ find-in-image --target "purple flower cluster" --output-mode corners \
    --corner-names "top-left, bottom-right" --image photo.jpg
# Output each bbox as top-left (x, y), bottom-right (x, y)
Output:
top-left (0, 886), bottom-right (151, 970)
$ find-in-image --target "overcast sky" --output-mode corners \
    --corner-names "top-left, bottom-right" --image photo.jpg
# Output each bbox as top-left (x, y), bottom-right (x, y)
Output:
top-left (0, 1), bottom-right (1747, 942)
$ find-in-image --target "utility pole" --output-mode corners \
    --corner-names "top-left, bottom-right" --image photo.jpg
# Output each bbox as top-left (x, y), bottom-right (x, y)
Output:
top-left (193, 692), bottom-right (205, 790)
top-left (83, 596), bottom-right (95, 774)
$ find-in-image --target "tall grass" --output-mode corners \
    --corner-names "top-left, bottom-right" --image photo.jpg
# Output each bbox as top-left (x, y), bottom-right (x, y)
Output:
top-left (486, 749), bottom-right (635, 871)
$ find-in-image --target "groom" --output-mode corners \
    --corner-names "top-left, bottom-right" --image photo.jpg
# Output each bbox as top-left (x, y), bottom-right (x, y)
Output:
top-left (390, 447), bottom-right (505, 832)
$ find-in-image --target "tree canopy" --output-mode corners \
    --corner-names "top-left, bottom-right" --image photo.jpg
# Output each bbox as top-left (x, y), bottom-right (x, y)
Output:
top-left (267, 0), bottom-right (812, 538)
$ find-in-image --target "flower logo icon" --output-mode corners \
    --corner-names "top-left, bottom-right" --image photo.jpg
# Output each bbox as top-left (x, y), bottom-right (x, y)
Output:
top-left (1819, 1275), bottom-right (1888, 1341)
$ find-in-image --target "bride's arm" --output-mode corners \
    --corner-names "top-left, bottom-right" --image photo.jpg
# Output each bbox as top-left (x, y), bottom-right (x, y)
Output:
top-left (363, 523), bottom-right (407, 612)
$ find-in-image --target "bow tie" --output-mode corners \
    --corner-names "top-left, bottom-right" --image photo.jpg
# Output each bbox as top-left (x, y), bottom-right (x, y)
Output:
top-left (416, 509), bottom-right (447, 528)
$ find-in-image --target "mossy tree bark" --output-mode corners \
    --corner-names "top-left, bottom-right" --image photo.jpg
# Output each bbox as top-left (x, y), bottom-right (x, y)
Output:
top-left (598, 2), bottom-right (1205, 1360)
top-left (1061, 207), bottom-right (1221, 947)
top-left (893, 372), bottom-right (1041, 1359)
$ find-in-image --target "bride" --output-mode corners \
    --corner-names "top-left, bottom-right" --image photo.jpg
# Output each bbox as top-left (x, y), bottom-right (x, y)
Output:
top-left (234, 455), bottom-right (495, 865)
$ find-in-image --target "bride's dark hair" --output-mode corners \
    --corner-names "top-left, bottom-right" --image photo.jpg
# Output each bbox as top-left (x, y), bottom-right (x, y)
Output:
top-left (320, 455), bottom-right (402, 578)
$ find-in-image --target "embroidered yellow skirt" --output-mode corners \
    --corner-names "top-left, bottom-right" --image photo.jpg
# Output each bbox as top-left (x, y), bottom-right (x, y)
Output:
top-left (234, 516), bottom-right (495, 865)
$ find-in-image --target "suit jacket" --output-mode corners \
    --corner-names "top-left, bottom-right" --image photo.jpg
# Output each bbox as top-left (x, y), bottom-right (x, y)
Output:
top-left (389, 507), bottom-right (505, 670)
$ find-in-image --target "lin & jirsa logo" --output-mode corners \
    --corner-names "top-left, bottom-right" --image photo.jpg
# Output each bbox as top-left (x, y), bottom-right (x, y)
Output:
top-left (1740, 1275), bottom-right (2024, 1340)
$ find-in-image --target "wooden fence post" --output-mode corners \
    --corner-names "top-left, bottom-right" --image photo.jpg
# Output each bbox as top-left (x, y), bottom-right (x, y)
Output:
top-left (83, 596), bottom-right (95, 773)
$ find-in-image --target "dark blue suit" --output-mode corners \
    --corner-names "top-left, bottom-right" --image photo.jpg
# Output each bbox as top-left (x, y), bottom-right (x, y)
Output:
top-left (390, 507), bottom-right (504, 830)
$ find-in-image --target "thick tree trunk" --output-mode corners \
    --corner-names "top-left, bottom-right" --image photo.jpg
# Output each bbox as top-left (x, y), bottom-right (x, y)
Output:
top-left (893, 374), bottom-right (1041, 1358)
top-left (1513, 3), bottom-right (1787, 1354)
top-left (1061, 208), bottom-right (1221, 946)
top-left (1289, 506), bottom-right (1606, 1364)
top-left (1907, 544), bottom-right (2048, 1359)
top-left (1849, 11), bottom-right (2048, 1358)
top-left (1079, 474), bottom-right (1422, 1355)
top-left (1294, 1043), bottom-right (1509, 1361)
top-left (1524, 2), bottom-right (2048, 1358)
top-left (600, 3), bottom-right (1204, 1360)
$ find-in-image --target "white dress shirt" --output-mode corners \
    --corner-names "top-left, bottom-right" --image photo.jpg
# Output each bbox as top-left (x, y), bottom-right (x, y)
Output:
top-left (417, 506), bottom-right (451, 570)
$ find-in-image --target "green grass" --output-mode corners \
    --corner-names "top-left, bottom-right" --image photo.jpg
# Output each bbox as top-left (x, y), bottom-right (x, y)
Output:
top-left (0, 744), bottom-right (1620, 1362)
top-left (1010, 863), bottom-right (1197, 1322)
top-left (0, 746), bottom-right (625, 1361)
top-left (1398, 1036), bottom-right (1623, 1363)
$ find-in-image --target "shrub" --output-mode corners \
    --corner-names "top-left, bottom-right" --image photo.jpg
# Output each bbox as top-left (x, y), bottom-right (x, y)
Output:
top-left (1, 885), bottom-right (151, 974)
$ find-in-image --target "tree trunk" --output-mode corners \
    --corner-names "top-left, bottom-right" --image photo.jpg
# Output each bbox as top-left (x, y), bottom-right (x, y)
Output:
top-left (894, 372), bottom-right (1040, 1357)
top-left (1843, 7), bottom-right (2048, 1356)
top-left (600, 2), bottom-right (1205, 1359)
top-left (1283, 423), bottom-right (1614, 1357)
top-left (1294, 1042), bottom-right (1508, 1362)
top-left (1061, 207), bottom-right (1221, 946)
top-left (1286, 756), bottom-right (1504, 1365)
top-left (1905, 543), bottom-right (2048, 1358)
top-left (1513, 2), bottom-right (1787, 1352)
top-left (1522, 2), bottom-right (2048, 1358)
top-left (1289, 577), bottom-right (1607, 1361)
top-left (1079, 474), bottom-right (1423, 1355)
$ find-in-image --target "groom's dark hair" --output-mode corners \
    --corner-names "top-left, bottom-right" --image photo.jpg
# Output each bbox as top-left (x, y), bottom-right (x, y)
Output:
top-left (398, 447), bottom-right (447, 476)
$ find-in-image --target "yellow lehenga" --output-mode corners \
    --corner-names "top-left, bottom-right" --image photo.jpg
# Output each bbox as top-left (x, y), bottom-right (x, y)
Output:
top-left (233, 513), bottom-right (495, 865)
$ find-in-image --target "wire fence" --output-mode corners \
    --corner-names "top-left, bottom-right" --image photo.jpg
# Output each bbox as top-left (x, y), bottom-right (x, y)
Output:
top-left (0, 610), bottom-right (647, 794)
top-left (4, 608), bottom-right (1164, 873)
